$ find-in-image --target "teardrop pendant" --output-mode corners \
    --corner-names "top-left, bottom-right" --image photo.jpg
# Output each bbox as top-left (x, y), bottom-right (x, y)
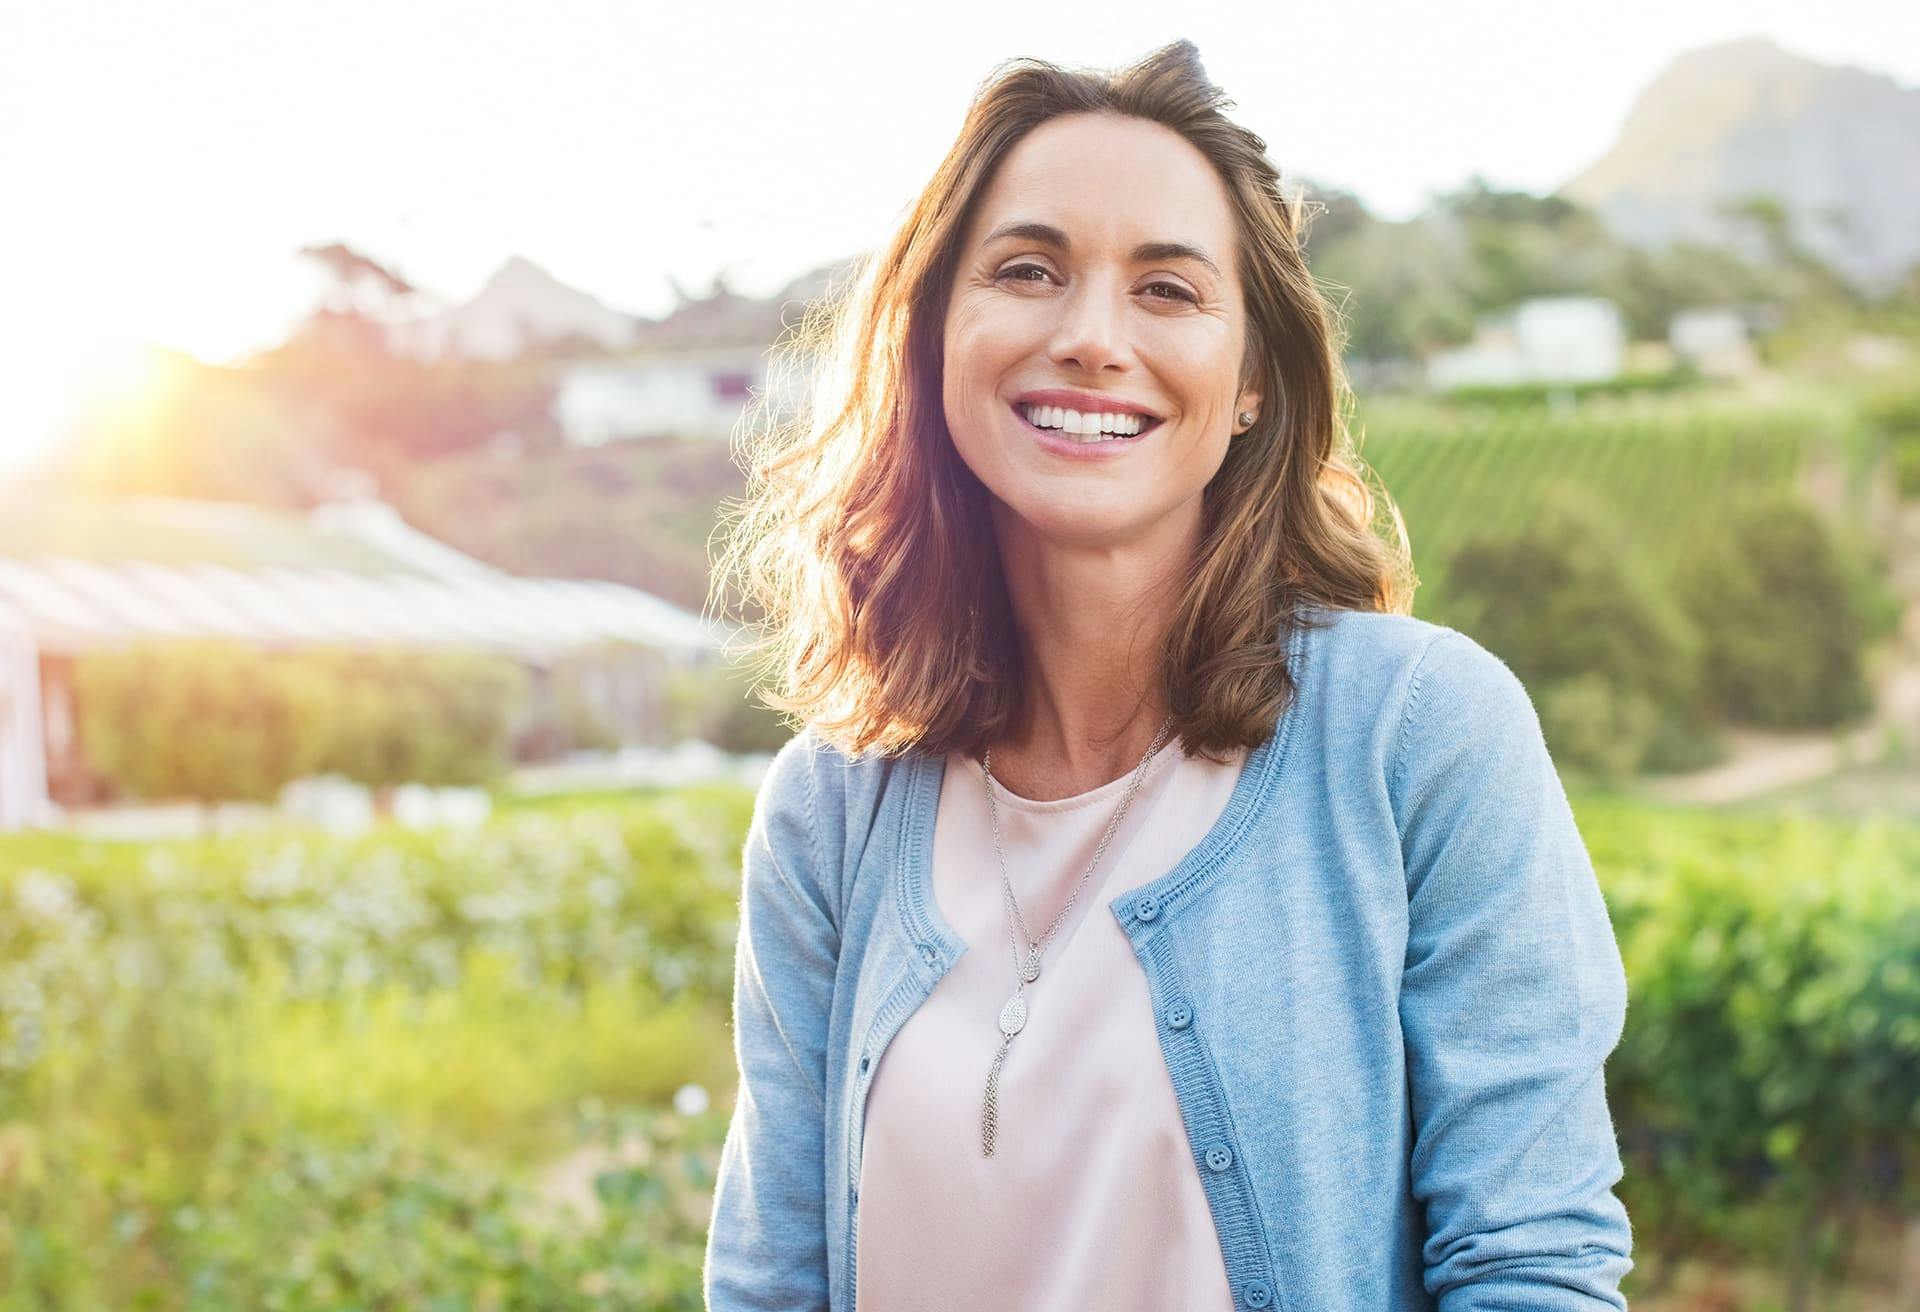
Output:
top-left (998, 991), bottom-right (1028, 1036)
top-left (1020, 947), bottom-right (1041, 982)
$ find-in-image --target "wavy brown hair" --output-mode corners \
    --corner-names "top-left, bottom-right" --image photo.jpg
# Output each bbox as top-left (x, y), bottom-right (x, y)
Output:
top-left (709, 38), bottom-right (1415, 762)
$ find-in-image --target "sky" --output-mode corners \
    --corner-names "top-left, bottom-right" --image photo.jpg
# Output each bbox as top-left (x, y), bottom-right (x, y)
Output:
top-left (2, 0), bottom-right (1917, 472)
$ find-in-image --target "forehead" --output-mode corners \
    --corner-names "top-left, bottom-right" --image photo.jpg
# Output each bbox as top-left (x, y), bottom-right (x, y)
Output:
top-left (965, 113), bottom-right (1238, 259)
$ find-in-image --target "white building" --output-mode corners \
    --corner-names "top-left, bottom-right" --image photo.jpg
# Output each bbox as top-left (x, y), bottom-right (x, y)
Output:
top-left (380, 251), bottom-right (855, 445)
top-left (554, 344), bottom-right (815, 445)
top-left (1427, 296), bottom-right (1627, 391)
top-left (0, 604), bottom-right (48, 831)
top-left (552, 265), bottom-right (842, 446)
top-left (1668, 307), bottom-right (1760, 378)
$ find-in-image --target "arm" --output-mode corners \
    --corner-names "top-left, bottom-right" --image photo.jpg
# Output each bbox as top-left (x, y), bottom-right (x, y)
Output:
top-left (704, 730), bottom-right (838, 1311)
top-left (1391, 630), bottom-right (1635, 1310)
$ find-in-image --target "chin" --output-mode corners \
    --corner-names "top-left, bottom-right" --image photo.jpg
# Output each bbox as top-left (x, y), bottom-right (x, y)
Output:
top-left (1010, 495), bottom-right (1149, 547)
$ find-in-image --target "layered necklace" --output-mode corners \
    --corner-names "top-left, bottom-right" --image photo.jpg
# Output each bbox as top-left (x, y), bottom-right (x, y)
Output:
top-left (976, 714), bottom-right (1174, 1157)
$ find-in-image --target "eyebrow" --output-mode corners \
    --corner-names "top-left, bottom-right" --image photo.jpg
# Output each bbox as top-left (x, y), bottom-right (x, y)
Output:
top-left (980, 220), bottom-right (1222, 281)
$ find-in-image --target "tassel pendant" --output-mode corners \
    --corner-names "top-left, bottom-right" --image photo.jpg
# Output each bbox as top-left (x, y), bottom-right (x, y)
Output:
top-left (981, 1033), bottom-right (1012, 1156)
top-left (982, 987), bottom-right (1029, 1157)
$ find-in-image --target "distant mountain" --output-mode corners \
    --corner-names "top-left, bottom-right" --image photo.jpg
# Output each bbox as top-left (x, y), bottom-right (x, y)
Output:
top-left (383, 255), bottom-right (646, 361)
top-left (1558, 36), bottom-right (1920, 294)
top-left (379, 255), bottom-right (866, 362)
top-left (628, 260), bottom-right (858, 351)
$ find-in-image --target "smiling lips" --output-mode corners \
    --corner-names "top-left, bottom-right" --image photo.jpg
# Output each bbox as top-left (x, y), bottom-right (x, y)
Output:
top-left (1011, 402), bottom-right (1165, 449)
top-left (1010, 386), bottom-right (1167, 447)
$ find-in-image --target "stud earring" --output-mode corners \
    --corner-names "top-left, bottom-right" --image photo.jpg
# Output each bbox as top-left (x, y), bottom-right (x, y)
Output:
top-left (1237, 410), bottom-right (1256, 428)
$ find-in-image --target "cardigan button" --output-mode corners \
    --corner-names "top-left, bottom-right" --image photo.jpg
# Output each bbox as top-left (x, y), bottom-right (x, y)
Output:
top-left (1242, 1278), bottom-right (1271, 1308)
top-left (918, 942), bottom-right (937, 966)
top-left (859, 1053), bottom-right (871, 1073)
top-left (1164, 1002), bottom-right (1192, 1030)
top-left (1206, 1143), bottom-right (1234, 1172)
top-left (1135, 894), bottom-right (1160, 921)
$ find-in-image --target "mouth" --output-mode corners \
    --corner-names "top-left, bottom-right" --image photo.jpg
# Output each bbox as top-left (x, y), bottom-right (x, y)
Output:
top-left (1010, 401), bottom-right (1166, 447)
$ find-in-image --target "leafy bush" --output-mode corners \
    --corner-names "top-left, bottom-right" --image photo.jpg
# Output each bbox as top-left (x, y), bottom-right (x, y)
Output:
top-left (74, 641), bottom-right (531, 804)
top-left (664, 660), bottom-right (793, 755)
top-left (1860, 379), bottom-right (1920, 497)
top-left (0, 789), bottom-right (751, 1308)
top-left (1440, 364), bottom-right (1702, 408)
top-left (1636, 704), bottom-right (1734, 775)
top-left (1675, 494), bottom-right (1875, 729)
top-left (4, 1109), bottom-right (723, 1311)
top-left (7, 787), bottom-right (1918, 1307)
top-left (1442, 485), bottom-right (1707, 774)
top-left (74, 640), bottom-right (341, 804)
top-left (1534, 673), bottom-right (1658, 785)
top-left (1590, 800), bottom-right (1920, 1302)
top-left (304, 644), bottom-right (530, 789)
top-left (1359, 386), bottom-right (1870, 613)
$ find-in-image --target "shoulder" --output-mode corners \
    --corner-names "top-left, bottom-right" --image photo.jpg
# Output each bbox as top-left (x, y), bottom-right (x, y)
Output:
top-left (1301, 603), bottom-right (1524, 700)
top-left (1376, 621), bottom-right (1553, 814)
top-left (1291, 605), bottom-right (1541, 783)
top-left (1294, 605), bottom-right (1509, 714)
top-left (1296, 604), bottom-right (1449, 670)
top-left (768, 724), bottom-right (904, 819)
top-left (751, 724), bottom-right (914, 884)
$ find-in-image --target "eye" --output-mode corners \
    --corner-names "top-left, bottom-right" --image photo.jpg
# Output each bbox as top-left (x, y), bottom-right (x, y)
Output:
top-left (996, 264), bottom-right (1198, 305)
top-left (995, 262), bottom-right (1053, 285)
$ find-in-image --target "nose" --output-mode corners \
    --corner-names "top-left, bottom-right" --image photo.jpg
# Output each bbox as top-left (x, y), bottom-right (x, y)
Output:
top-left (1046, 276), bottom-right (1130, 375)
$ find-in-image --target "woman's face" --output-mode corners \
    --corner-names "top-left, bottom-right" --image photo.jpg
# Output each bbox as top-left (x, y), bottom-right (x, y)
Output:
top-left (943, 111), bottom-right (1261, 551)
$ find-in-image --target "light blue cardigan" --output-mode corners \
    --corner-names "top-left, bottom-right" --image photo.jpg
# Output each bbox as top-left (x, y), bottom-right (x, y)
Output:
top-left (703, 604), bottom-right (1634, 1310)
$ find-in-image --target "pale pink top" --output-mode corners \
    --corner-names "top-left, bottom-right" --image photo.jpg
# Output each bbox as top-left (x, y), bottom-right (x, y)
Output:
top-left (855, 733), bottom-right (1249, 1310)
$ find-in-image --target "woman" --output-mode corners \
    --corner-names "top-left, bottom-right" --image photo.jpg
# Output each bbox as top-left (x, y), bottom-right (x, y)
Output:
top-left (704, 39), bottom-right (1634, 1312)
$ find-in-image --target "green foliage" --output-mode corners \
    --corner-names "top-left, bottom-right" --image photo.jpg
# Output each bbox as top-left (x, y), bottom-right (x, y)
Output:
top-left (1861, 378), bottom-right (1920, 497)
top-left (74, 641), bottom-right (531, 803)
top-left (1588, 799), bottom-right (1920, 1293)
top-left (1534, 673), bottom-right (1660, 785)
top-left (1357, 384), bottom-right (1867, 614)
top-left (1302, 176), bottom-right (1791, 358)
top-left (3, 785), bottom-right (1918, 1304)
top-left (6, 1111), bottom-right (722, 1311)
top-left (1442, 485), bottom-right (1707, 775)
top-left (1675, 495), bottom-right (1876, 729)
top-left (1372, 382), bottom-right (1894, 774)
top-left (1305, 211), bottom-right (1478, 360)
top-left (1637, 706), bottom-right (1735, 776)
top-left (1437, 364), bottom-right (1700, 408)
top-left (0, 789), bottom-right (749, 1307)
top-left (664, 660), bottom-right (794, 755)
top-left (74, 640), bottom-right (340, 804)
top-left (303, 644), bottom-right (530, 790)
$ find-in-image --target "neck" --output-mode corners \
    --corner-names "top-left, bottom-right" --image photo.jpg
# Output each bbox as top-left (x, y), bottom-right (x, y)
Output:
top-left (983, 501), bottom-right (1195, 800)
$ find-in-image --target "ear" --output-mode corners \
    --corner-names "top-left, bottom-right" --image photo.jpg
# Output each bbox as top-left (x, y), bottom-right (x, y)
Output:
top-left (1233, 382), bottom-right (1264, 434)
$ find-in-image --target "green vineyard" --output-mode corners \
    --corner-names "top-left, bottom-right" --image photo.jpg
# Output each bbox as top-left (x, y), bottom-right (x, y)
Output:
top-left (1350, 382), bottom-right (1878, 615)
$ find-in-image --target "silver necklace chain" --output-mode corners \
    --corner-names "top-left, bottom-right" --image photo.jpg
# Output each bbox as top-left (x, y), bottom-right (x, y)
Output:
top-left (976, 713), bottom-right (1174, 1157)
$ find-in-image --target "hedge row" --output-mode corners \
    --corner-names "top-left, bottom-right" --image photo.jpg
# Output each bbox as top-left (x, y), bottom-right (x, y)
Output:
top-left (1, 790), bottom-right (1913, 1307)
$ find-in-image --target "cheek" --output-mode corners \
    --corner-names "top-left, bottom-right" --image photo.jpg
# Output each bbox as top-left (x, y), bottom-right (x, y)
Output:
top-left (942, 303), bottom-right (1013, 430)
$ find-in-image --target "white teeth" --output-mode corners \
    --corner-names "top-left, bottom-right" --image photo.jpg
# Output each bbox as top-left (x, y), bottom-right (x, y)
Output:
top-left (1016, 403), bottom-right (1152, 441)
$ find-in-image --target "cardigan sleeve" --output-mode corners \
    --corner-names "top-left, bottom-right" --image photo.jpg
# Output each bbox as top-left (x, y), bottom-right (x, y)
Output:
top-left (704, 729), bottom-right (838, 1311)
top-left (1390, 630), bottom-right (1635, 1310)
